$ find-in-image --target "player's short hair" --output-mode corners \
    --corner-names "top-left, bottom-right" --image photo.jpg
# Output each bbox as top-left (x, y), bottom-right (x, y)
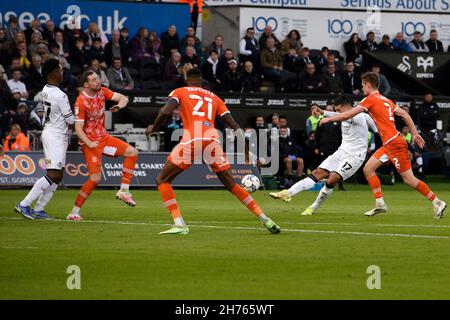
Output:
top-left (186, 68), bottom-right (202, 80)
top-left (361, 72), bottom-right (379, 89)
top-left (81, 70), bottom-right (96, 85)
top-left (42, 58), bottom-right (60, 77)
top-left (334, 95), bottom-right (352, 107)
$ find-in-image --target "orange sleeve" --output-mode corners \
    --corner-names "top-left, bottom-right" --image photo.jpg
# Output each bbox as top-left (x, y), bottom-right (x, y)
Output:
top-left (168, 88), bottom-right (183, 105)
top-left (74, 97), bottom-right (86, 121)
top-left (101, 87), bottom-right (115, 100)
top-left (216, 96), bottom-right (230, 117)
top-left (357, 96), bottom-right (373, 112)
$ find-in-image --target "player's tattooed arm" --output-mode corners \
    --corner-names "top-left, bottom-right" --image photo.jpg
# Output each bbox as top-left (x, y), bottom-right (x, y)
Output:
top-left (110, 92), bottom-right (129, 112)
top-left (320, 106), bottom-right (364, 125)
top-left (146, 98), bottom-right (178, 135)
top-left (394, 106), bottom-right (425, 149)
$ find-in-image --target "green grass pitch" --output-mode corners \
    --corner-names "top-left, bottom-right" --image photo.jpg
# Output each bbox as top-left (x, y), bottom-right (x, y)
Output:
top-left (1, 183), bottom-right (449, 299)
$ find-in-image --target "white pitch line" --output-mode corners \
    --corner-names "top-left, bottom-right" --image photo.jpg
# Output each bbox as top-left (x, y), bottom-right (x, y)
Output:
top-left (1, 217), bottom-right (449, 240)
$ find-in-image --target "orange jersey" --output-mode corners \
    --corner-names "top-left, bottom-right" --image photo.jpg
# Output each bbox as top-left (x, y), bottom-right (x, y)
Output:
top-left (357, 91), bottom-right (400, 145)
top-left (168, 87), bottom-right (230, 142)
top-left (74, 87), bottom-right (115, 143)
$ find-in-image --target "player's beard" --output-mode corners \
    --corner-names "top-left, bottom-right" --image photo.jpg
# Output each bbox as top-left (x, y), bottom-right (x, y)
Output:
top-left (93, 83), bottom-right (102, 92)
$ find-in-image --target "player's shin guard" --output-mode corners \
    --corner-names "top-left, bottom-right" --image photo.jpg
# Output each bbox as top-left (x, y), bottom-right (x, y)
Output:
top-left (121, 155), bottom-right (137, 190)
top-left (367, 175), bottom-right (385, 207)
top-left (415, 180), bottom-right (436, 202)
top-left (230, 184), bottom-right (268, 223)
top-left (74, 179), bottom-right (98, 209)
top-left (157, 183), bottom-right (185, 226)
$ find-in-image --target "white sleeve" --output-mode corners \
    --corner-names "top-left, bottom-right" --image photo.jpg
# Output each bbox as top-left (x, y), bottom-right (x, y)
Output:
top-left (239, 38), bottom-right (252, 56)
top-left (323, 111), bottom-right (339, 117)
top-left (60, 93), bottom-right (75, 125)
top-left (364, 113), bottom-right (378, 133)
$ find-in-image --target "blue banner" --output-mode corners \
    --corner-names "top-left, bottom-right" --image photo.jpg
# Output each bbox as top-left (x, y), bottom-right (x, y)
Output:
top-left (0, 0), bottom-right (191, 39)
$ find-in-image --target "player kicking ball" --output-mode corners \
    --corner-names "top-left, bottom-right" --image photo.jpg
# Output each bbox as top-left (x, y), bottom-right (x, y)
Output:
top-left (146, 69), bottom-right (280, 235)
top-left (67, 71), bottom-right (139, 221)
top-left (15, 59), bottom-right (74, 220)
top-left (270, 96), bottom-right (378, 215)
top-left (320, 72), bottom-right (447, 218)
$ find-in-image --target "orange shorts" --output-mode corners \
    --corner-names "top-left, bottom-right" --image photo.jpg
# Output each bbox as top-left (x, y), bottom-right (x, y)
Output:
top-left (81, 135), bottom-right (129, 175)
top-left (168, 139), bottom-right (230, 173)
top-left (373, 135), bottom-right (411, 173)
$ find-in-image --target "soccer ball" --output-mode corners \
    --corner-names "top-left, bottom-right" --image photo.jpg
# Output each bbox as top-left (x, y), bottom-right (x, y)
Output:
top-left (241, 174), bottom-right (261, 193)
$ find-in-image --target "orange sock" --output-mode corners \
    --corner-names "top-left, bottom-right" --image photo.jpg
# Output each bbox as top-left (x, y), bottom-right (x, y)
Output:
top-left (157, 183), bottom-right (182, 219)
top-left (121, 155), bottom-right (137, 185)
top-left (75, 179), bottom-right (97, 208)
top-left (416, 180), bottom-right (436, 201)
top-left (231, 184), bottom-right (264, 217)
top-left (367, 175), bottom-right (383, 199)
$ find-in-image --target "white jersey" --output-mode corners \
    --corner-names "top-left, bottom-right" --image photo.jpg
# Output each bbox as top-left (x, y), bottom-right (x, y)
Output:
top-left (324, 111), bottom-right (377, 159)
top-left (40, 84), bottom-right (75, 135)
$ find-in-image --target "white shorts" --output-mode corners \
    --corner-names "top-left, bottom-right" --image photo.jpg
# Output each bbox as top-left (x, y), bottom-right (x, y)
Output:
top-left (318, 149), bottom-right (364, 181)
top-left (42, 130), bottom-right (69, 170)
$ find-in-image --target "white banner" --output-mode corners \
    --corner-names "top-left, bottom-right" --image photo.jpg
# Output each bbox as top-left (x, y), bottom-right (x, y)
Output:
top-left (206, 0), bottom-right (450, 13)
top-left (240, 7), bottom-right (450, 55)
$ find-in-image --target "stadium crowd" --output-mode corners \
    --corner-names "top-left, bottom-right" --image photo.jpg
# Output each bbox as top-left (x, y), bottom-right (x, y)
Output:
top-left (0, 16), bottom-right (445, 182)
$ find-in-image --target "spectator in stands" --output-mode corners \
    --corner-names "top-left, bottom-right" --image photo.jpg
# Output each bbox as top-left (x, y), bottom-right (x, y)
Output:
top-left (202, 49), bottom-right (222, 91)
top-left (7, 68), bottom-right (28, 99)
top-left (63, 18), bottom-right (88, 51)
top-left (377, 34), bottom-right (394, 51)
top-left (119, 28), bottom-right (130, 49)
top-left (28, 33), bottom-right (44, 57)
top-left (299, 63), bottom-right (324, 94)
top-left (106, 57), bottom-right (134, 91)
top-left (26, 55), bottom-right (45, 98)
top-left (323, 64), bottom-right (343, 94)
top-left (283, 48), bottom-right (302, 75)
top-left (269, 113), bottom-right (279, 130)
top-left (279, 126), bottom-right (304, 179)
top-left (2, 123), bottom-right (30, 152)
top-left (298, 47), bottom-right (312, 72)
top-left (341, 61), bottom-right (361, 95)
top-left (314, 46), bottom-right (329, 71)
top-left (418, 92), bottom-right (440, 133)
top-left (16, 41), bottom-right (31, 69)
top-left (29, 103), bottom-right (45, 131)
top-left (280, 29), bottom-right (303, 56)
top-left (180, 26), bottom-right (201, 51)
top-left (371, 63), bottom-right (391, 96)
top-left (105, 30), bottom-right (130, 66)
top-left (162, 51), bottom-right (183, 91)
top-left (220, 59), bottom-right (243, 92)
top-left (0, 63), bottom-right (7, 81)
top-left (69, 38), bottom-right (87, 74)
top-left (130, 27), bottom-right (152, 60)
top-left (306, 103), bottom-right (324, 136)
top-left (246, 115), bottom-right (270, 166)
top-left (321, 52), bottom-right (343, 74)
top-left (54, 31), bottom-right (70, 59)
top-left (361, 31), bottom-right (378, 53)
top-left (88, 58), bottom-right (109, 87)
top-left (181, 46), bottom-right (201, 69)
top-left (42, 20), bottom-right (61, 46)
top-left (10, 31), bottom-right (26, 57)
top-left (241, 60), bottom-right (260, 93)
top-left (5, 57), bottom-right (20, 80)
top-left (149, 31), bottom-right (162, 61)
top-left (425, 29), bottom-right (444, 52)
top-left (163, 108), bottom-right (183, 151)
top-left (13, 102), bottom-right (31, 133)
top-left (161, 25), bottom-right (180, 57)
top-left (0, 29), bottom-right (9, 68)
top-left (85, 22), bottom-right (108, 49)
top-left (261, 37), bottom-right (296, 91)
top-left (24, 19), bottom-right (43, 45)
top-left (219, 49), bottom-right (236, 71)
top-left (392, 32), bottom-right (411, 52)
top-left (208, 35), bottom-right (224, 58)
top-left (259, 25), bottom-right (281, 51)
top-left (409, 31), bottom-right (429, 52)
top-left (87, 38), bottom-right (107, 68)
top-left (5, 16), bottom-right (20, 41)
top-left (344, 33), bottom-right (362, 64)
top-left (239, 28), bottom-right (260, 68)
top-left (278, 115), bottom-right (291, 137)
top-left (181, 35), bottom-right (201, 56)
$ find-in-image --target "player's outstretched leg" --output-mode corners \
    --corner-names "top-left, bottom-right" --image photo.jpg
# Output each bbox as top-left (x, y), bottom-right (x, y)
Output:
top-left (270, 169), bottom-right (328, 203)
top-left (156, 161), bottom-right (188, 235)
top-left (217, 169), bottom-right (280, 234)
top-left (116, 145), bottom-right (138, 207)
top-left (400, 170), bottom-right (447, 219)
top-left (68, 174), bottom-right (101, 221)
top-left (363, 157), bottom-right (388, 217)
top-left (301, 173), bottom-right (341, 216)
